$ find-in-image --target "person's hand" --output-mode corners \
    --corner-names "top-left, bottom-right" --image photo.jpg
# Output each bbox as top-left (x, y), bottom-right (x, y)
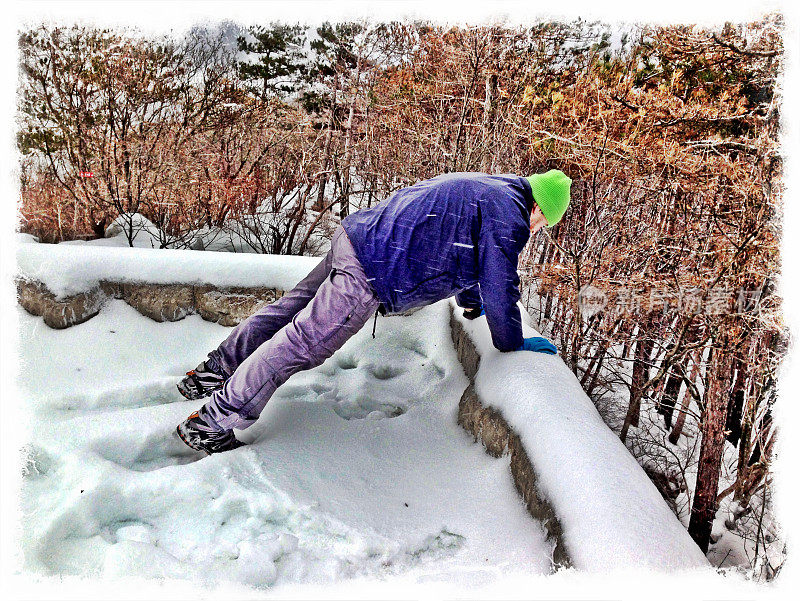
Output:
top-left (516, 336), bottom-right (558, 355)
top-left (463, 306), bottom-right (484, 320)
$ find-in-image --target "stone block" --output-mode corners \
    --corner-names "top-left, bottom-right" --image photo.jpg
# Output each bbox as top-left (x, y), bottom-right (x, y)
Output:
top-left (193, 285), bottom-right (280, 326)
top-left (99, 281), bottom-right (123, 299)
top-left (458, 386), bottom-right (510, 457)
top-left (16, 278), bottom-right (105, 329)
top-left (122, 283), bottom-right (195, 322)
top-left (449, 311), bottom-right (480, 378)
top-left (508, 433), bottom-right (570, 567)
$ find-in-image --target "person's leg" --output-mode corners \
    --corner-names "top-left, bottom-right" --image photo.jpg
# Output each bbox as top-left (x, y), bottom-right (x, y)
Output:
top-left (207, 248), bottom-right (334, 377)
top-left (200, 227), bottom-right (379, 431)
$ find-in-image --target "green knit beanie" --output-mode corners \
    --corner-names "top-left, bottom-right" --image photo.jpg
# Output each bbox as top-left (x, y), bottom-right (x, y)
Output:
top-left (526, 169), bottom-right (572, 227)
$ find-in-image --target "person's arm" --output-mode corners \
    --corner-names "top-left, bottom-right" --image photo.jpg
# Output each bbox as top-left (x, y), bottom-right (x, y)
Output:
top-left (477, 215), bottom-right (527, 352)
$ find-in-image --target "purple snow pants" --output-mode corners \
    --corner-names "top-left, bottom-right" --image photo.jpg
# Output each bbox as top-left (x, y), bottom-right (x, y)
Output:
top-left (201, 226), bottom-right (381, 430)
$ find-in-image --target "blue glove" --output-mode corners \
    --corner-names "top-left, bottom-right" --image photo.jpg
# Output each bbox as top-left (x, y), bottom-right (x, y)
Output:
top-left (516, 336), bottom-right (558, 355)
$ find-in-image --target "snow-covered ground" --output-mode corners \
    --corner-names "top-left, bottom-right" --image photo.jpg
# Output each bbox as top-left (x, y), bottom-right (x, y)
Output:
top-left (48, 211), bottom-right (334, 257)
top-left (17, 297), bottom-right (555, 590)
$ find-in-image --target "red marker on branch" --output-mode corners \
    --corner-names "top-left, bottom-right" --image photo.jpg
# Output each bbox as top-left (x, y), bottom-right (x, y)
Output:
top-left (78, 171), bottom-right (94, 178)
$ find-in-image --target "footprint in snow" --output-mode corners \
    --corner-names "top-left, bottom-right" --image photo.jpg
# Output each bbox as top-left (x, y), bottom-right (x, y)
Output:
top-left (335, 354), bottom-right (359, 370)
top-left (93, 429), bottom-right (205, 472)
top-left (328, 394), bottom-right (407, 421)
top-left (365, 363), bottom-right (406, 381)
top-left (400, 339), bottom-right (428, 359)
top-left (46, 378), bottom-right (183, 413)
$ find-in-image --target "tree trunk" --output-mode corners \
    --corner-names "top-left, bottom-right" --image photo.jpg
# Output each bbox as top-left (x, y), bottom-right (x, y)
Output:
top-left (733, 330), bottom-right (777, 506)
top-left (339, 54), bottom-right (363, 219)
top-left (688, 333), bottom-right (734, 553)
top-left (656, 320), bottom-right (702, 428)
top-left (542, 291), bottom-right (554, 322)
top-left (725, 352), bottom-right (748, 447)
top-left (668, 349), bottom-right (702, 444)
top-left (314, 74), bottom-right (339, 212)
top-left (658, 367), bottom-right (684, 429)
top-left (479, 70), bottom-right (498, 173)
top-left (620, 316), bottom-right (656, 442)
top-left (479, 29), bottom-right (498, 173)
top-left (581, 334), bottom-right (608, 387)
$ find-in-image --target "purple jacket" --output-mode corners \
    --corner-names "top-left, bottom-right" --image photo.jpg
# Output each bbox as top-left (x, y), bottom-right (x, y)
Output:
top-left (341, 172), bottom-right (533, 352)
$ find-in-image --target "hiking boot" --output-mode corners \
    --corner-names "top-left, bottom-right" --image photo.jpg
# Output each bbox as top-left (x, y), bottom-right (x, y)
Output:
top-left (177, 359), bottom-right (226, 400)
top-left (176, 409), bottom-right (244, 455)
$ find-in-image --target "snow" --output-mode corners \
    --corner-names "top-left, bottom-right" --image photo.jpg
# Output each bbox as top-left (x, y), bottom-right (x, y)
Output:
top-left (451, 298), bottom-right (710, 572)
top-left (16, 242), bottom-right (320, 300)
top-left (91, 213), bottom-right (165, 248)
top-left (15, 232), bottom-right (39, 244)
top-left (20, 209), bottom-right (334, 254)
top-left (13, 232), bottom-right (714, 588)
top-left (17, 298), bottom-right (554, 589)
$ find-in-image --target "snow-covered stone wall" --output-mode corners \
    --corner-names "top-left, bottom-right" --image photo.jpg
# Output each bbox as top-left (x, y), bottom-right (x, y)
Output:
top-left (16, 278), bottom-right (286, 329)
top-left (449, 306), bottom-right (570, 567)
top-left (15, 243), bottom-right (317, 328)
top-left (449, 299), bottom-right (710, 572)
top-left (16, 241), bottom-right (318, 299)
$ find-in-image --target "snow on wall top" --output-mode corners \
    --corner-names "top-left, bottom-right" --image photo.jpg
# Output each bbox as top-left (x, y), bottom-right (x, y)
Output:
top-left (16, 238), bottom-right (320, 299)
top-left (450, 298), bottom-right (709, 572)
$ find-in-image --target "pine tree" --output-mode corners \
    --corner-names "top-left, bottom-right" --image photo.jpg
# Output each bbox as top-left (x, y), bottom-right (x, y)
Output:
top-left (236, 23), bottom-right (308, 99)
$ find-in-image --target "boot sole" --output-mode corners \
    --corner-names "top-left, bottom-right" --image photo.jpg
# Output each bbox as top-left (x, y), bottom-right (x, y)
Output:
top-left (176, 381), bottom-right (222, 401)
top-left (176, 383), bottom-right (201, 400)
